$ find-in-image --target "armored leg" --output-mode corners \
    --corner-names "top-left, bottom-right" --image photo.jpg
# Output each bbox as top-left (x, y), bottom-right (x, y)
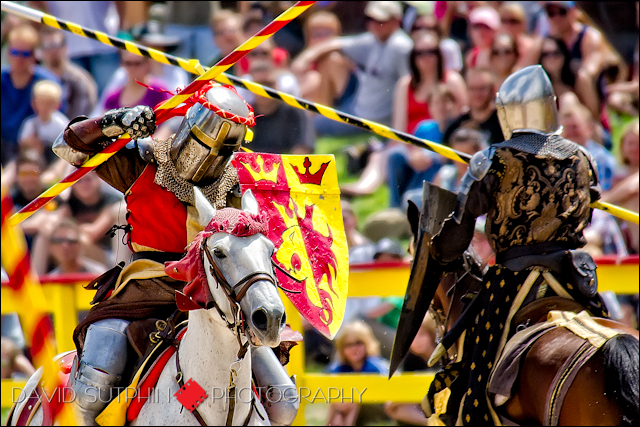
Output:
top-left (72, 319), bottom-right (130, 426)
top-left (252, 346), bottom-right (299, 426)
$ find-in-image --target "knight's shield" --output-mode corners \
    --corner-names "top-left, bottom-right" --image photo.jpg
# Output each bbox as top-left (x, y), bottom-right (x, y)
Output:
top-left (233, 153), bottom-right (348, 339)
top-left (389, 182), bottom-right (458, 377)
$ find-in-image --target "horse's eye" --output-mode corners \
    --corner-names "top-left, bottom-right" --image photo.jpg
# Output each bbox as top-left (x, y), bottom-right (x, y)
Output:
top-left (214, 248), bottom-right (226, 259)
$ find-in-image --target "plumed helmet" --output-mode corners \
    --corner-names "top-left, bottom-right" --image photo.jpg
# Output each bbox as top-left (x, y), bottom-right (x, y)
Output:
top-left (171, 85), bottom-right (254, 184)
top-left (495, 65), bottom-right (561, 140)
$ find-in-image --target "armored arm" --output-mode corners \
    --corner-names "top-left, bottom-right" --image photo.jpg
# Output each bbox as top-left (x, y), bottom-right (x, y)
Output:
top-left (53, 106), bottom-right (156, 165)
top-left (433, 147), bottom-right (499, 264)
top-left (453, 147), bottom-right (496, 223)
top-left (251, 346), bottom-right (299, 426)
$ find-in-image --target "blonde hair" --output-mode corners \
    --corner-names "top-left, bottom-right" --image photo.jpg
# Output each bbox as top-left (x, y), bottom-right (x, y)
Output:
top-left (499, 2), bottom-right (526, 23)
top-left (8, 24), bottom-right (39, 49)
top-left (33, 80), bottom-right (63, 103)
top-left (618, 119), bottom-right (639, 166)
top-left (334, 320), bottom-right (380, 364)
top-left (211, 9), bottom-right (242, 32)
top-left (428, 83), bottom-right (456, 104)
top-left (305, 11), bottom-right (341, 39)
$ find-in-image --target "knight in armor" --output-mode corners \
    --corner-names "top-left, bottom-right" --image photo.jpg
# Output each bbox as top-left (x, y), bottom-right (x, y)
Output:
top-left (53, 84), bottom-right (297, 425)
top-left (422, 65), bottom-right (609, 425)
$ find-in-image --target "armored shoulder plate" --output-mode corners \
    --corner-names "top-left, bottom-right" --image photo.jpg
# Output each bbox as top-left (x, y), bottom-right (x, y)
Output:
top-left (453, 147), bottom-right (496, 223)
top-left (577, 145), bottom-right (599, 187)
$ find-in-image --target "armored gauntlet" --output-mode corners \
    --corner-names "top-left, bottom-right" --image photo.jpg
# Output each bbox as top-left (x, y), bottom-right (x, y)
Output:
top-left (101, 106), bottom-right (156, 139)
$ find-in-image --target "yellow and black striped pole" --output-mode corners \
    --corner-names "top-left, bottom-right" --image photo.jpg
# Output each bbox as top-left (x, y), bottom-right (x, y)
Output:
top-left (2, 1), bottom-right (637, 225)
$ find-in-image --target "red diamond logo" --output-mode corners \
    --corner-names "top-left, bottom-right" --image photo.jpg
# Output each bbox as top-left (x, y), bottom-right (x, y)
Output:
top-left (174, 378), bottom-right (208, 412)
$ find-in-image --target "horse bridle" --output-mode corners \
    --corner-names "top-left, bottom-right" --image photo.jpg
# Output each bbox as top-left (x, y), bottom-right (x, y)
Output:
top-left (172, 237), bottom-right (279, 426)
top-left (202, 237), bottom-right (278, 358)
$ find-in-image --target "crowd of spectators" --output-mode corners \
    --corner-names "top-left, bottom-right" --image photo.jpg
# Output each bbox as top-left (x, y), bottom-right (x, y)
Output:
top-left (1, 2), bottom-right (638, 424)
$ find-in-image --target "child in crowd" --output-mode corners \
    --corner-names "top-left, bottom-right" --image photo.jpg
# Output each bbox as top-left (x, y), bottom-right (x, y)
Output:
top-left (18, 80), bottom-right (69, 166)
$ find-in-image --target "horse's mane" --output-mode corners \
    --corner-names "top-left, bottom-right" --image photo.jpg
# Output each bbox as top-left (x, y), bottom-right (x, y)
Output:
top-left (165, 208), bottom-right (268, 295)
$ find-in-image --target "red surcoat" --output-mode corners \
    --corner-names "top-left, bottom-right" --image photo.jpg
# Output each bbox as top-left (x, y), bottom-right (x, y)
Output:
top-left (125, 164), bottom-right (188, 253)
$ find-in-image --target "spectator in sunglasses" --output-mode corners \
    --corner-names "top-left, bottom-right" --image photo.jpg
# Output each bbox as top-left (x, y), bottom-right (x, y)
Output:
top-left (490, 33), bottom-right (520, 87)
top-left (39, 29), bottom-right (98, 119)
top-left (1, 24), bottom-right (60, 166)
top-left (92, 51), bottom-right (171, 117)
top-left (499, 2), bottom-right (540, 68)
top-left (410, 13), bottom-right (465, 76)
top-left (32, 217), bottom-right (106, 276)
top-left (7, 150), bottom-right (57, 251)
top-left (545, 1), bottom-right (606, 78)
top-left (393, 33), bottom-right (467, 135)
top-left (539, 36), bottom-right (599, 119)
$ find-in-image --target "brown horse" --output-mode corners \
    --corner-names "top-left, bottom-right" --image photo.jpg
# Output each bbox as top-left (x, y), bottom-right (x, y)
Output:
top-left (429, 253), bottom-right (639, 426)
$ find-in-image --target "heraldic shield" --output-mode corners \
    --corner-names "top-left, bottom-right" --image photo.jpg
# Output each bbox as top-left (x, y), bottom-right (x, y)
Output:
top-left (389, 182), bottom-right (458, 377)
top-left (233, 152), bottom-right (348, 339)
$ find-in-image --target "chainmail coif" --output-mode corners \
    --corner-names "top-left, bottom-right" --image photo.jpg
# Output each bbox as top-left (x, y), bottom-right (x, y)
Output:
top-left (153, 135), bottom-right (238, 209)
top-left (495, 133), bottom-right (581, 160)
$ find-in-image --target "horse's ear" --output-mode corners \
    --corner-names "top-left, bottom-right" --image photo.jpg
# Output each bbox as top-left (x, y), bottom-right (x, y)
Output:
top-left (241, 189), bottom-right (259, 215)
top-left (194, 187), bottom-right (216, 228)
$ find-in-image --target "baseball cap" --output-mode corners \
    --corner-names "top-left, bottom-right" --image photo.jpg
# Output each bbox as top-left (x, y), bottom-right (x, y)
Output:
top-left (365, 1), bottom-right (403, 22)
top-left (469, 7), bottom-right (500, 30)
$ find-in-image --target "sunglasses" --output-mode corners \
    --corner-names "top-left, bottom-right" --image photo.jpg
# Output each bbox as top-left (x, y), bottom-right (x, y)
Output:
top-left (9, 48), bottom-right (33, 58)
top-left (501, 18), bottom-right (522, 26)
top-left (249, 49), bottom-right (271, 57)
top-left (344, 341), bottom-right (365, 348)
top-left (412, 25), bottom-right (438, 32)
top-left (491, 48), bottom-right (515, 56)
top-left (50, 237), bottom-right (80, 245)
top-left (415, 48), bottom-right (439, 57)
top-left (122, 60), bottom-right (146, 67)
top-left (546, 7), bottom-right (568, 18)
top-left (541, 50), bottom-right (562, 58)
top-left (365, 16), bottom-right (388, 25)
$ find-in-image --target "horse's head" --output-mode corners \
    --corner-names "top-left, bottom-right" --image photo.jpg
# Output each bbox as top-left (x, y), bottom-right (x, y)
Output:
top-left (167, 188), bottom-right (286, 348)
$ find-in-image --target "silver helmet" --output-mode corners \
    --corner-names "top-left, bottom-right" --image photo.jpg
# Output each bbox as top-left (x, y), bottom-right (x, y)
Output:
top-left (171, 85), bottom-right (253, 184)
top-left (495, 65), bottom-right (561, 140)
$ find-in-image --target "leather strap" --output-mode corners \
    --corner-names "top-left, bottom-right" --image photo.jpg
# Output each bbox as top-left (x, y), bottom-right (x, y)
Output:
top-left (174, 348), bottom-right (253, 426)
top-left (174, 350), bottom-right (207, 426)
top-left (497, 242), bottom-right (570, 264)
top-left (544, 340), bottom-right (598, 425)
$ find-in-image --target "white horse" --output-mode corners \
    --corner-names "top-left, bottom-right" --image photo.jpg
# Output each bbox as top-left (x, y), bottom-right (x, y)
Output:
top-left (12, 188), bottom-right (289, 426)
